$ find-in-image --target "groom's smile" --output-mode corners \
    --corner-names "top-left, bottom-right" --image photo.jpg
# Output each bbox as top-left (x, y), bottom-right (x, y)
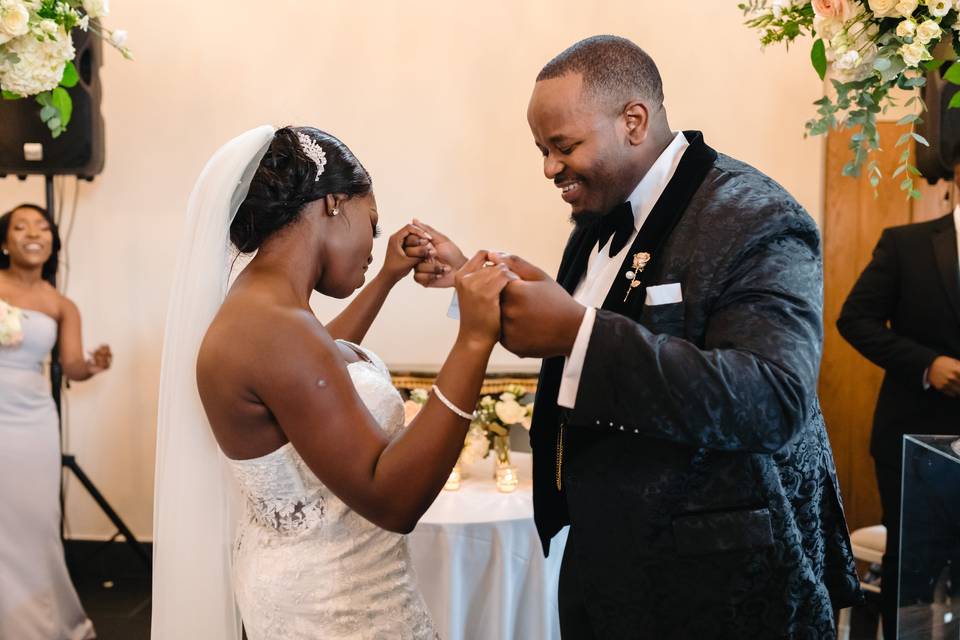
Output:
top-left (556, 178), bottom-right (582, 204)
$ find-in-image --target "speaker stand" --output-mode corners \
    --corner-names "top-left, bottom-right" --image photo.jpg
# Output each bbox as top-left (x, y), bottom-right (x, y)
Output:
top-left (45, 174), bottom-right (151, 570)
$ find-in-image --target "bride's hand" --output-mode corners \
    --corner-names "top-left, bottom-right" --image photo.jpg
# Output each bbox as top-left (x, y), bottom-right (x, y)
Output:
top-left (403, 219), bottom-right (467, 289)
top-left (380, 224), bottom-right (433, 284)
top-left (454, 251), bottom-right (518, 348)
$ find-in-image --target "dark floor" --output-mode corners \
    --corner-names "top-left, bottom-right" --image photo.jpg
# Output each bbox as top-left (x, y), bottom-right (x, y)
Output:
top-left (65, 540), bottom-right (152, 640)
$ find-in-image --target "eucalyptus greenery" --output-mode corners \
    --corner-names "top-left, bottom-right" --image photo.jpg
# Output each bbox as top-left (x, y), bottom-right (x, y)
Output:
top-left (740, 1), bottom-right (960, 198)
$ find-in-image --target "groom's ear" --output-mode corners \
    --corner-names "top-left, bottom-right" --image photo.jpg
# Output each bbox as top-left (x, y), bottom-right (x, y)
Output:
top-left (623, 101), bottom-right (650, 146)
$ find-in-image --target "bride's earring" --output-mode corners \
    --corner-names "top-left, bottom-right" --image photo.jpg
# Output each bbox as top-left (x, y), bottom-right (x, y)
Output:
top-left (331, 208), bottom-right (340, 216)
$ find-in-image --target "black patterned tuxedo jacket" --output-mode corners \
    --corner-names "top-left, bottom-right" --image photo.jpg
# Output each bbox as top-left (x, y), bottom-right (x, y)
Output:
top-left (530, 132), bottom-right (863, 639)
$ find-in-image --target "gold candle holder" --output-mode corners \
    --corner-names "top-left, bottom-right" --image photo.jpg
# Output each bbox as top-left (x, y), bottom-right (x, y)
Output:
top-left (495, 464), bottom-right (518, 493)
top-left (443, 463), bottom-right (462, 491)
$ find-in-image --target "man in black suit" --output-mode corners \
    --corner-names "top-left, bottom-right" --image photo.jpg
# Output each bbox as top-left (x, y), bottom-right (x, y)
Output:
top-left (408, 35), bottom-right (861, 638)
top-left (837, 202), bottom-right (960, 640)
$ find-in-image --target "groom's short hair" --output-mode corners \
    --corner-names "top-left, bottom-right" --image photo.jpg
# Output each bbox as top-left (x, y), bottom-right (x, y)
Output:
top-left (537, 35), bottom-right (664, 112)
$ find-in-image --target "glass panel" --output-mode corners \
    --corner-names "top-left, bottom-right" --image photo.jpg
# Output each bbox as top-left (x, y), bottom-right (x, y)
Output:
top-left (898, 435), bottom-right (960, 639)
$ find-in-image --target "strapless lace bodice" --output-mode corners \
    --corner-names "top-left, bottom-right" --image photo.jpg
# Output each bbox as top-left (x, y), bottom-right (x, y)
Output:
top-left (227, 342), bottom-right (437, 640)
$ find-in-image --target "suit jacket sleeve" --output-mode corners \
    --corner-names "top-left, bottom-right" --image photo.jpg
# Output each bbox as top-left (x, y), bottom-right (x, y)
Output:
top-left (836, 228), bottom-right (939, 384)
top-left (570, 214), bottom-right (823, 454)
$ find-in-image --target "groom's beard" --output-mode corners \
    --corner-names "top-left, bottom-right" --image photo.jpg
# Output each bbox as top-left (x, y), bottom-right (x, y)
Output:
top-left (571, 210), bottom-right (603, 229)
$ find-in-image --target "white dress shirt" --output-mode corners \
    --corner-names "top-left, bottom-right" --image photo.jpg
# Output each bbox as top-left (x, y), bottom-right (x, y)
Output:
top-left (557, 132), bottom-right (690, 408)
top-left (955, 204), bottom-right (960, 276)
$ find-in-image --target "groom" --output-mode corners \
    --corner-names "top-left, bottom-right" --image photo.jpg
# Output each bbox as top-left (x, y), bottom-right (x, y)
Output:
top-left (407, 35), bottom-right (862, 638)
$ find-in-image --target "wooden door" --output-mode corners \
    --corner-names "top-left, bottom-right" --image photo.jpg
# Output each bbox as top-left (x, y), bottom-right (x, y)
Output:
top-left (820, 123), bottom-right (953, 532)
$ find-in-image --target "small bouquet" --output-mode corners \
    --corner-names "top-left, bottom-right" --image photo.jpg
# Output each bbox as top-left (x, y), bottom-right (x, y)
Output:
top-left (402, 384), bottom-right (534, 464)
top-left (0, 0), bottom-right (132, 137)
top-left (0, 300), bottom-right (24, 347)
top-left (461, 385), bottom-right (534, 465)
top-left (740, 0), bottom-right (960, 198)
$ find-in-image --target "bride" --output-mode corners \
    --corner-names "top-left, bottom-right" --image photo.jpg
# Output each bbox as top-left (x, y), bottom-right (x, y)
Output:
top-left (152, 126), bottom-right (516, 639)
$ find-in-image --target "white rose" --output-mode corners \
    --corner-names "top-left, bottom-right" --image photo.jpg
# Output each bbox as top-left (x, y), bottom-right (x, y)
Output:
top-left (927, 0), bottom-right (951, 16)
top-left (835, 49), bottom-right (863, 70)
top-left (814, 15), bottom-right (843, 40)
top-left (895, 0), bottom-right (919, 16)
top-left (109, 29), bottom-right (127, 47)
top-left (494, 399), bottom-right (525, 425)
top-left (0, 27), bottom-right (74, 96)
top-left (897, 19), bottom-right (917, 38)
top-left (771, 0), bottom-right (796, 17)
top-left (900, 40), bottom-right (929, 65)
top-left (81, 0), bottom-right (108, 18)
top-left (460, 427), bottom-right (490, 464)
top-left (916, 19), bottom-right (942, 43)
top-left (0, 2), bottom-right (29, 39)
top-left (869, 0), bottom-right (898, 15)
top-left (38, 19), bottom-right (57, 36)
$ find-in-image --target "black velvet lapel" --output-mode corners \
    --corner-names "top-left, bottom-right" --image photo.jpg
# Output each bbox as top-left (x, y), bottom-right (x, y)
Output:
top-left (932, 216), bottom-right (960, 325)
top-left (601, 130), bottom-right (717, 317)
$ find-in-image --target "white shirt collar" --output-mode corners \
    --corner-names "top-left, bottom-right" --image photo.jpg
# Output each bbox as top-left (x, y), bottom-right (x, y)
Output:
top-left (624, 131), bottom-right (690, 231)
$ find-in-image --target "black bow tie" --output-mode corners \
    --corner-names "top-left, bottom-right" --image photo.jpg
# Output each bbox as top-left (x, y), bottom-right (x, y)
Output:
top-left (596, 202), bottom-right (635, 257)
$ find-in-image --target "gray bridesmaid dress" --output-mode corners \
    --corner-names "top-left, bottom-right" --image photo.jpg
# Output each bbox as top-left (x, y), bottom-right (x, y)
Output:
top-left (0, 304), bottom-right (94, 639)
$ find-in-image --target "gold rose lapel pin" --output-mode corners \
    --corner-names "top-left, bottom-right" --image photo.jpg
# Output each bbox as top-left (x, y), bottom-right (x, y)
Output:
top-left (623, 252), bottom-right (651, 302)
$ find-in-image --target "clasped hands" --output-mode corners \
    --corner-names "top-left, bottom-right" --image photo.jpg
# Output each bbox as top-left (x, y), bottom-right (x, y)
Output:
top-left (400, 220), bottom-right (585, 358)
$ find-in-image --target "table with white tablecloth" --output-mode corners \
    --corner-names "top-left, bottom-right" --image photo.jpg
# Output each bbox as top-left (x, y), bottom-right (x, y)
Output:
top-left (408, 452), bottom-right (568, 640)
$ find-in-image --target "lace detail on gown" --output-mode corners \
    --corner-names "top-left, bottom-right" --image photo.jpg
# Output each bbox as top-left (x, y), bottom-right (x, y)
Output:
top-left (227, 341), bottom-right (438, 639)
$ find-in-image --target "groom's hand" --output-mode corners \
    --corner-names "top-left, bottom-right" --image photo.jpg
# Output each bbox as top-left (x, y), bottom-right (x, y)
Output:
top-left (488, 254), bottom-right (585, 359)
top-left (402, 219), bottom-right (467, 289)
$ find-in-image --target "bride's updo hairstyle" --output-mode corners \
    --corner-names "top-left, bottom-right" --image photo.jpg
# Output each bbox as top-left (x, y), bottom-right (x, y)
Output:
top-left (231, 126), bottom-right (372, 253)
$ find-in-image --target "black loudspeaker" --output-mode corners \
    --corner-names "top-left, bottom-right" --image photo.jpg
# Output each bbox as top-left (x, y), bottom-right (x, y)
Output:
top-left (0, 28), bottom-right (104, 179)
top-left (916, 65), bottom-right (960, 184)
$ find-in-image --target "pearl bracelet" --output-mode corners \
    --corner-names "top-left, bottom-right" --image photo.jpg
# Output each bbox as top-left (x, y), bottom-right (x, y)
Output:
top-left (431, 385), bottom-right (476, 421)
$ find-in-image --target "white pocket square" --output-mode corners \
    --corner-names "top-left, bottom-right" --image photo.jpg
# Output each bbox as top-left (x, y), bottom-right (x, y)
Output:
top-left (645, 282), bottom-right (682, 306)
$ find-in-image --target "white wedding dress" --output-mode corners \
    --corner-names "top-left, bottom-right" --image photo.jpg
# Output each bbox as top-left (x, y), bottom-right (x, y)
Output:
top-left (226, 341), bottom-right (438, 640)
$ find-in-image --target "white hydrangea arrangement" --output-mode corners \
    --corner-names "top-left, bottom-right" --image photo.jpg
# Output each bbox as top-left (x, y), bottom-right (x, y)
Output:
top-left (0, 300), bottom-right (24, 348)
top-left (0, 0), bottom-right (131, 137)
top-left (403, 384), bottom-right (534, 465)
top-left (741, 0), bottom-right (960, 197)
top-left (461, 385), bottom-right (534, 465)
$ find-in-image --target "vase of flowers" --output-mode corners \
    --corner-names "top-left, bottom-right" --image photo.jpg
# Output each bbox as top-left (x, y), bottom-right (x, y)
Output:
top-left (0, 0), bottom-right (131, 137)
top-left (403, 383), bottom-right (534, 491)
top-left (740, 0), bottom-right (960, 197)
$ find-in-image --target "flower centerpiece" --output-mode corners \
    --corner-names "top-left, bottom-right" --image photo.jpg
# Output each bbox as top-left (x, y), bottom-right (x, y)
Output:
top-left (0, 299), bottom-right (24, 347)
top-left (740, 0), bottom-right (960, 198)
top-left (0, 0), bottom-right (131, 137)
top-left (403, 384), bottom-right (534, 481)
top-left (463, 385), bottom-right (533, 469)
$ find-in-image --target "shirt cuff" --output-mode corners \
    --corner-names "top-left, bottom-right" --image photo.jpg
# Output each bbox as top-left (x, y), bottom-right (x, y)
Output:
top-left (923, 367), bottom-right (931, 391)
top-left (557, 307), bottom-right (597, 409)
top-left (447, 292), bottom-right (460, 320)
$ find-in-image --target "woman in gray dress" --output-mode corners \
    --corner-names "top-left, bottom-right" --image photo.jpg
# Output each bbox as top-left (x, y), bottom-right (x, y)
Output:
top-left (0, 204), bottom-right (111, 640)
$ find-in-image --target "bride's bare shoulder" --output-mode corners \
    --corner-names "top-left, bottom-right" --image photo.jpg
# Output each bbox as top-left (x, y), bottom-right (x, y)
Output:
top-left (198, 289), bottom-right (336, 377)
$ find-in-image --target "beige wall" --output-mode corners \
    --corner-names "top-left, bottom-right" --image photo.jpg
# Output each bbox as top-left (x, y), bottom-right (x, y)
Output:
top-left (0, 1), bottom-right (825, 539)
